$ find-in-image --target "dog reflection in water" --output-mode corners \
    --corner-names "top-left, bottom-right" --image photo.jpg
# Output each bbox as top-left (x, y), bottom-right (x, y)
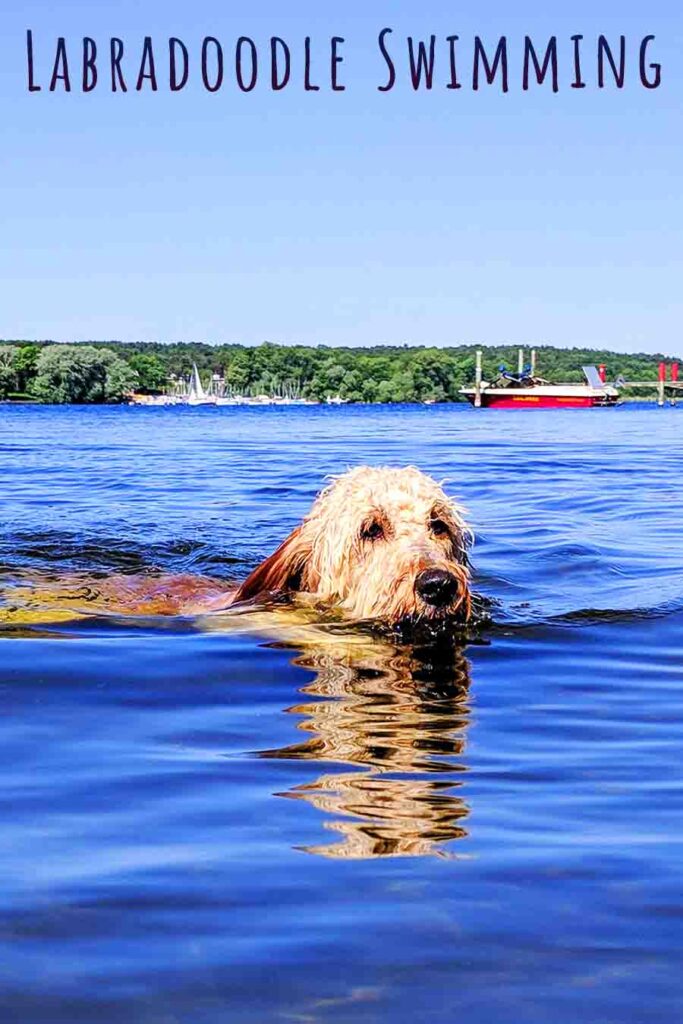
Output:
top-left (259, 634), bottom-right (472, 860)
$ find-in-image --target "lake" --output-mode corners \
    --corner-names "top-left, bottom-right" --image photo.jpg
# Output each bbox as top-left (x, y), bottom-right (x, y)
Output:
top-left (0, 403), bottom-right (681, 1023)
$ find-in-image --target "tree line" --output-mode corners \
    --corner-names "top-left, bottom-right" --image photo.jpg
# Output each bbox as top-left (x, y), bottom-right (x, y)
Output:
top-left (0, 340), bottom-right (676, 404)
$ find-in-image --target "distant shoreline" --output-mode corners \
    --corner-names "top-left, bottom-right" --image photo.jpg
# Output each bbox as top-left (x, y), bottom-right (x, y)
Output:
top-left (0, 341), bottom-right (677, 407)
top-left (0, 396), bottom-right (674, 408)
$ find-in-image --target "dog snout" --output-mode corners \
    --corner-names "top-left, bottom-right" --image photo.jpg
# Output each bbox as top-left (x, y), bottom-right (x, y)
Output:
top-left (414, 568), bottom-right (459, 608)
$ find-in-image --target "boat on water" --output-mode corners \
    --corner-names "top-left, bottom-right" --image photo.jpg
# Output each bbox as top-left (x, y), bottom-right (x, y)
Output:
top-left (128, 393), bottom-right (180, 407)
top-left (460, 363), bottom-right (620, 409)
top-left (130, 366), bottom-right (323, 407)
top-left (131, 364), bottom-right (216, 406)
top-left (187, 363), bottom-right (217, 406)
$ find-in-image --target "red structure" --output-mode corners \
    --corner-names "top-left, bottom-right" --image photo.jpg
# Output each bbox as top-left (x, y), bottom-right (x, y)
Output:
top-left (473, 394), bottom-right (603, 408)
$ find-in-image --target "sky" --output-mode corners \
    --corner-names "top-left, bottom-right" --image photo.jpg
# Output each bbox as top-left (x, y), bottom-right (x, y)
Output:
top-left (0, 1), bottom-right (681, 353)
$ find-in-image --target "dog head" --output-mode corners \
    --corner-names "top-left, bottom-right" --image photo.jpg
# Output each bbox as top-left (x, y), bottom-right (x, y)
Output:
top-left (234, 466), bottom-right (472, 626)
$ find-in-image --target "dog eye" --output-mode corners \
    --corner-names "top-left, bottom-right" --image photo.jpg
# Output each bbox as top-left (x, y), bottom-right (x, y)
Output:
top-left (430, 519), bottom-right (450, 537)
top-left (361, 521), bottom-right (384, 541)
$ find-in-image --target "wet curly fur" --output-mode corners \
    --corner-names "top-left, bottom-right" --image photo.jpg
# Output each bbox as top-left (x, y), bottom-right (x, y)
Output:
top-left (234, 465), bottom-right (472, 625)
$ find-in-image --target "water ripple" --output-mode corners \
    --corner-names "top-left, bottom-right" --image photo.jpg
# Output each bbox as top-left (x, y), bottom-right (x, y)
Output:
top-left (1, 404), bottom-right (682, 1023)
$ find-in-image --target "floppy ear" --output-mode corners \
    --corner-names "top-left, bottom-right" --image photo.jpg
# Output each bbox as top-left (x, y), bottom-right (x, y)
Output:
top-left (233, 526), bottom-right (313, 603)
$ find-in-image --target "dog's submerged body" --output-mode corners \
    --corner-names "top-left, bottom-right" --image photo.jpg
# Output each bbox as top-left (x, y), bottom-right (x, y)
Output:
top-left (1, 467), bottom-right (472, 630)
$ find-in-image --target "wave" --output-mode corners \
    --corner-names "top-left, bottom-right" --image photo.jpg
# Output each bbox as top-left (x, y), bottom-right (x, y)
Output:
top-left (2, 530), bottom-right (683, 640)
top-left (0, 530), bottom-right (245, 580)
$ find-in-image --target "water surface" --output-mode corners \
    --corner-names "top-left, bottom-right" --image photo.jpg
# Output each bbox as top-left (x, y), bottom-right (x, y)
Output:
top-left (1, 404), bottom-right (681, 1023)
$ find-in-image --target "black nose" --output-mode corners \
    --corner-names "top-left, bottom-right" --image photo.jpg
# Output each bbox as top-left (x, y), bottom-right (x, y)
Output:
top-left (415, 569), bottom-right (459, 607)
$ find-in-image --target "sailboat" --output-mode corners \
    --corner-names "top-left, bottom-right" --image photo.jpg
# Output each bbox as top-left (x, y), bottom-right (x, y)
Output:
top-left (187, 363), bottom-right (216, 406)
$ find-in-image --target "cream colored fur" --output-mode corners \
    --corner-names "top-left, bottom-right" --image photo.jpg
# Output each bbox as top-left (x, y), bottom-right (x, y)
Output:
top-left (235, 465), bottom-right (471, 623)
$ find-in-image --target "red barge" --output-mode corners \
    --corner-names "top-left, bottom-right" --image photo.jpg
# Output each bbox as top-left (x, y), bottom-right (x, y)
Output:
top-left (460, 360), bottom-right (620, 409)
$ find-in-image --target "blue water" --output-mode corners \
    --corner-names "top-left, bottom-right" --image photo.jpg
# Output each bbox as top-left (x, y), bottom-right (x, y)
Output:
top-left (0, 403), bottom-right (681, 1023)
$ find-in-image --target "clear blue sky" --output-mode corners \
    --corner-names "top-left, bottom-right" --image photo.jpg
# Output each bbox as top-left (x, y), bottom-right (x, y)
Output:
top-left (0, 1), bottom-right (681, 352)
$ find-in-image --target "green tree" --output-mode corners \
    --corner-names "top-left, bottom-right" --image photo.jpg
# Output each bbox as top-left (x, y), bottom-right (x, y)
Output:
top-left (13, 344), bottom-right (39, 394)
top-left (225, 350), bottom-right (252, 392)
top-left (103, 354), bottom-right (139, 402)
top-left (30, 345), bottom-right (138, 404)
top-left (127, 353), bottom-right (167, 391)
top-left (0, 346), bottom-right (18, 398)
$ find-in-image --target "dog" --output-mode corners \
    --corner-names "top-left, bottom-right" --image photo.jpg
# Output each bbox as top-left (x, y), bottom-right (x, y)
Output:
top-left (232, 465), bottom-right (472, 626)
top-left (0, 466), bottom-right (472, 630)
